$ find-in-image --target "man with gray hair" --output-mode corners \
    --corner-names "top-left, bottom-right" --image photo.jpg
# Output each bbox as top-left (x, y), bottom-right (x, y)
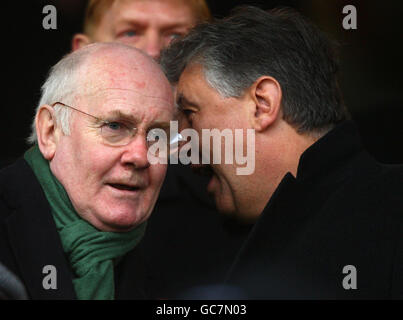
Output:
top-left (0, 42), bottom-right (175, 299)
top-left (161, 6), bottom-right (403, 298)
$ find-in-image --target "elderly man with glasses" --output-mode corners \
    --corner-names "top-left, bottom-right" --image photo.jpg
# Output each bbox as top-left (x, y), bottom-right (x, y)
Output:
top-left (0, 42), bottom-right (176, 299)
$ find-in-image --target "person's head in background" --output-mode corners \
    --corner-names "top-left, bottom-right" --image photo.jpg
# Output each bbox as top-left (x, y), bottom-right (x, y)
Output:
top-left (72, 0), bottom-right (211, 60)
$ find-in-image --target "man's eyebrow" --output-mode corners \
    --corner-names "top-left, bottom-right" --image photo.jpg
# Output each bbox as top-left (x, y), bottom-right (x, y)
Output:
top-left (159, 23), bottom-right (191, 31)
top-left (176, 94), bottom-right (199, 110)
top-left (103, 109), bottom-right (170, 129)
top-left (115, 19), bottom-right (146, 30)
top-left (104, 110), bottom-right (137, 122)
top-left (116, 18), bottom-right (189, 31)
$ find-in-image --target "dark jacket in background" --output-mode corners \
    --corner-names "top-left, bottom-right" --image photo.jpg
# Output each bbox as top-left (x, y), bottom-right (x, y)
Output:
top-left (226, 121), bottom-right (403, 299)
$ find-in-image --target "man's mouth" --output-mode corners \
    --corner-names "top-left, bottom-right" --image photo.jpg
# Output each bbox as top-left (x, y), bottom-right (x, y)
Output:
top-left (107, 183), bottom-right (141, 192)
top-left (191, 164), bottom-right (217, 193)
top-left (191, 163), bottom-right (214, 178)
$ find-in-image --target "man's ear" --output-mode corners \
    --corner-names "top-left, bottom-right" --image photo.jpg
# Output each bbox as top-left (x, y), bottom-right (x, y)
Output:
top-left (248, 76), bottom-right (282, 132)
top-left (36, 105), bottom-right (59, 161)
top-left (71, 33), bottom-right (91, 51)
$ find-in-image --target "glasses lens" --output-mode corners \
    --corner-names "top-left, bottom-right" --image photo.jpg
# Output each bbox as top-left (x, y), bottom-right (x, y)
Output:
top-left (100, 124), bottom-right (182, 151)
top-left (100, 122), bottom-right (133, 146)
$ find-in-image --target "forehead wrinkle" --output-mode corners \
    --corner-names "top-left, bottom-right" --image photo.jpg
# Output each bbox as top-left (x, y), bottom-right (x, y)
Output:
top-left (104, 108), bottom-right (170, 121)
top-left (81, 87), bottom-right (173, 107)
top-left (75, 51), bottom-right (174, 111)
top-left (78, 87), bottom-right (174, 128)
top-left (80, 62), bottom-right (171, 96)
top-left (79, 52), bottom-right (164, 88)
top-left (101, 87), bottom-right (173, 102)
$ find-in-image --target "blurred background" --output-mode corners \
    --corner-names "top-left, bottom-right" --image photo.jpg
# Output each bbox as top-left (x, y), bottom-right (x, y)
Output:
top-left (1, 0), bottom-right (402, 167)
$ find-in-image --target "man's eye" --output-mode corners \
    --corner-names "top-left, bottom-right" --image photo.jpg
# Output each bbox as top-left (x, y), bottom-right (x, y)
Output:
top-left (123, 30), bottom-right (137, 37)
top-left (104, 122), bottom-right (124, 131)
top-left (182, 109), bottom-right (194, 117)
top-left (168, 33), bottom-right (182, 41)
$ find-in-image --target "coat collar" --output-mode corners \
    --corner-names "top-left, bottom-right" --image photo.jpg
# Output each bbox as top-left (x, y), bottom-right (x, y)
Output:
top-left (243, 121), bottom-right (366, 250)
top-left (253, 120), bottom-right (368, 238)
top-left (227, 121), bottom-right (368, 283)
top-left (4, 158), bottom-right (76, 299)
top-left (296, 121), bottom-right (364, 182)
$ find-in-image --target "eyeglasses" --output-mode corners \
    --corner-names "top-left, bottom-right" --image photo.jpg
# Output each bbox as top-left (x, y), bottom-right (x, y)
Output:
top-left (51, 102), bottom-right (181, 150)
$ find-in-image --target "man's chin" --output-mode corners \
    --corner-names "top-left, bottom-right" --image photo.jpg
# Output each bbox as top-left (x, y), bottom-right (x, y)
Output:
top-left (102, 222), bottom-right (138, 233)
top-left (91, 210), bottom-right (149, 233)
top-left (214, 196), bottom-right (258, 225)
top-left (214, 194), bottom-right (237, 216)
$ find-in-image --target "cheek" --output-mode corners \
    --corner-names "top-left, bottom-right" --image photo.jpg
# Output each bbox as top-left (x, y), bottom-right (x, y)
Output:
top-left (195, 112), bottom-right (241, 133)
top-left (219, 174), bottom-right (247, 215)
top-left (69, 137), bottom-right (121, 187)
top-left (216, 164), bottom-right (244, 201)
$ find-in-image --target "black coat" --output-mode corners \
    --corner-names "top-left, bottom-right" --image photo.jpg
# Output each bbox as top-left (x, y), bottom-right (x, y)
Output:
top-left (226, 121), bottom-right (403, 299)
top-left (0, 158), bottom-right (147, 299)
top-left (142, 164), bottom-right (250, 298)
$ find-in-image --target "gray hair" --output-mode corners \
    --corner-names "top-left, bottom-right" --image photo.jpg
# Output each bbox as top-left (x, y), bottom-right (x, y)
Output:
top-left (28, 42), bottom-right (128, 144)
top-left (161, 6), bottom-right (349, 135)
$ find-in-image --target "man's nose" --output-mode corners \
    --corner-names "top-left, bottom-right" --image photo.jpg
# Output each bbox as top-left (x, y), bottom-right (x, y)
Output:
top-left (138, 30), bottom-right (162, 60)
top-left (120, 135), bottom-right (150, 169)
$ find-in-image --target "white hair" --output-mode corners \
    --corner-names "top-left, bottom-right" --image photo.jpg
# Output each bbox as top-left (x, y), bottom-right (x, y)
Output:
top-left (28, 42), bottom-right (131, 144)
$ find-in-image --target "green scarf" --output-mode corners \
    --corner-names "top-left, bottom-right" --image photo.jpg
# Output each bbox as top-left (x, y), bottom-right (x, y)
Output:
top-left (24, 145), bottom-right (146, 300)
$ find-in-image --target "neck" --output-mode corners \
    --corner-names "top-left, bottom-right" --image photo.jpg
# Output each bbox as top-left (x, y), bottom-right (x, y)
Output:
top-left (251, 121), bottom-right (319, 217)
